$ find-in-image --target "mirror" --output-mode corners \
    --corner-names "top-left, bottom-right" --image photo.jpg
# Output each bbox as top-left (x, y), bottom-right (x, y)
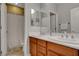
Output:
top-left (30, 4), bottom-right (79, 34)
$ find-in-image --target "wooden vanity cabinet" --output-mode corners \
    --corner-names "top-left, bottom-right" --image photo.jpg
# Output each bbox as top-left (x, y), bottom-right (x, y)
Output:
top-left (47, 42), bottom-right (78, 56)
top-left (37, 39), bottom-right (47, 56)
top-left (30, 37), bottom-right (37, 56)
top-left (29, 36), bottom-right (79, 56)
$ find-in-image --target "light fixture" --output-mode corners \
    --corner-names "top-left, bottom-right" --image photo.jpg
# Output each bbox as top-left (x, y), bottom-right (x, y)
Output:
top-left (31, 9), bottom-right (35, 14)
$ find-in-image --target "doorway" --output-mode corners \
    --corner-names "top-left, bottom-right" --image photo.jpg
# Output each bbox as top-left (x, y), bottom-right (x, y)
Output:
top-left (6, 4), bottom-right (24, 56)
top-left (50, 12), bottom-right (56, 34)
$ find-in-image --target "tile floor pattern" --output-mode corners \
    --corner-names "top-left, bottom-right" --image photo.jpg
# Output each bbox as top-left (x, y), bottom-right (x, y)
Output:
top-left (7, 47), bottom-right (24, 56)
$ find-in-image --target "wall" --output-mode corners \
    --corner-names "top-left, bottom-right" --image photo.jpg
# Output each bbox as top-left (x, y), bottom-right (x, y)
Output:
top-left (24, 3), bottom-right (31, 56)
top-left (56, 3), bottom-right (79, 32)
top-left (7, 13), bottom-right (24, 49)
top-left (7, 4), bottom-right (24, 15)
top-left (71, 7), bottom-right (79, 33)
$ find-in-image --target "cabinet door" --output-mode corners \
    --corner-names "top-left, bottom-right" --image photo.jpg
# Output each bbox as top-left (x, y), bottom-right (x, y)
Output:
top-left (37, 51), bottom-right (46, 56)
top-left (37, 45), bottom-right (46, 56)
top-left (47, 42), bottom-right (78, 56)
top-left (30, 42), bottom-right (37, 56)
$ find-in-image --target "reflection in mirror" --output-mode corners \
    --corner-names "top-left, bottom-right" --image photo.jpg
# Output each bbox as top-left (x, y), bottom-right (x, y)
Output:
top-left (31, 9), bottom-right (40, 26)
top-left (40, 11), bottom-right (50, 35)
top-left (50, 12), bottom-right (56, 34)
top-left (58, 22), bottom-right (71, 33)
top-left (71, 7), bottom-right (79, 33)
top-left (30, 4), bottom-right (79, 35)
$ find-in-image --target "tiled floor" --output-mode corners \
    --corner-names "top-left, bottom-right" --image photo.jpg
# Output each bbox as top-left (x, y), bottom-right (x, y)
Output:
top-left (7, 47), bottom-right (24, 56)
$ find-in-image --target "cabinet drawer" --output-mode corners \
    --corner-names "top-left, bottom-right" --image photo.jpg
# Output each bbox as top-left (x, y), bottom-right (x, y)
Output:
top-left (37, 51), bottom-right (46, 56)
top-left (37, 45), bottom-right (46, 56)
top-left (47, 42), bottom-right (78, 56)
top-left (37, 39), bottom-right (46, 47)
top-left (29, 37), bottom-right (37, 43)
top-left (47, 49), bottom-right (59, 56)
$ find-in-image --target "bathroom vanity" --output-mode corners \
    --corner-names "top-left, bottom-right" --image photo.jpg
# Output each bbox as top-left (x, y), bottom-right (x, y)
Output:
top-left (29, 33), bottom-right (79, 56)
top-left (29, 5), bottom-right (79, 56)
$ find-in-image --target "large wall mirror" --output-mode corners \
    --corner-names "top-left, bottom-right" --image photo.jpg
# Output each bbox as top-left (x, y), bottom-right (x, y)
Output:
top-left (30, 3), bottom-right (79, 34)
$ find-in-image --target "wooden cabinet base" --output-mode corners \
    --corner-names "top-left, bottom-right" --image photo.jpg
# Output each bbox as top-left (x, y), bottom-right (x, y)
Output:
top-left (30, 37), bottom-right (37, 56)
top-left (29, 36), bottom-right (79, 56)
top-left (47, 42), bottom-right (78, 56)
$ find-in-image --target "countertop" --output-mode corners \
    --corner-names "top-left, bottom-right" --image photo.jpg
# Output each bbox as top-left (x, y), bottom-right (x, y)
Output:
top-left (29, 32), bottom-right (79, 50)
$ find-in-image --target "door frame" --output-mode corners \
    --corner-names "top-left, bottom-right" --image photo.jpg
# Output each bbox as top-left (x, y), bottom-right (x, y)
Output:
top-left (1, 3), bottom-right (8, 56)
